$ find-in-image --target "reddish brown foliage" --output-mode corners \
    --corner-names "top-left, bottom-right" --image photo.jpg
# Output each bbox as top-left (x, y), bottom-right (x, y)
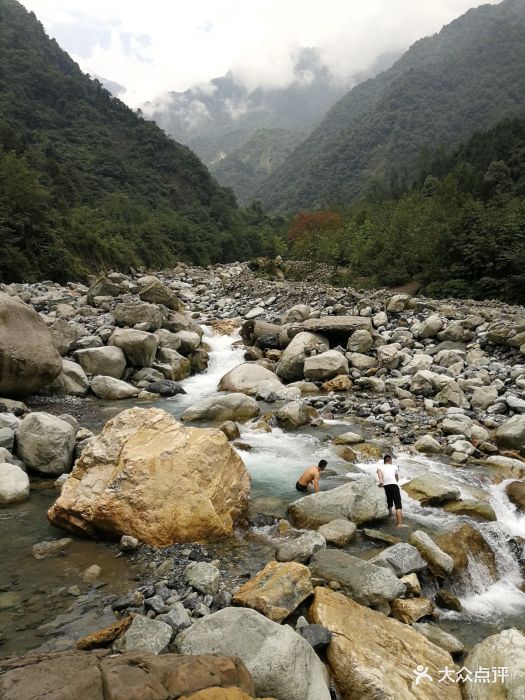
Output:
top-left (288, 211), bottom-right (343, 241)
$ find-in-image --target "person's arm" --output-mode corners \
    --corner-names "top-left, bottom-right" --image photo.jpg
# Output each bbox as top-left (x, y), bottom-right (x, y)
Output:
top-left (313, 475), bottom-right (320, 493)
top-left (395, 467), bottom-right (399, 483)
top-left (377, 468), bottom-right (384, 487)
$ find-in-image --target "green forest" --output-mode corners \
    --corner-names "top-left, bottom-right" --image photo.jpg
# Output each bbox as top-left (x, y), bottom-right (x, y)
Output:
top-left (286, 118), bottom-right (525, 304)
top-left (0, 0), bottom-right (280, 282)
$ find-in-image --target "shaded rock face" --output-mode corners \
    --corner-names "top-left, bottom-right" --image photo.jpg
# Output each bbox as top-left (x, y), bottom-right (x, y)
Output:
top-left (434, 523), bottom-right (498, 582)
top-left (496, 415), bottom-right (525, 453)
top-left (402, 474), bottom-right (460, 506)
top-left (463, 628), bottom-right (525, 700)
top-left (232, 560), bottom-right (313, 622)
top-left (506, 480), bottom-right (525, 512)
top-left (0, 292), bottom-right (62, 398)
top-left (0, 650), bottom-right (256, 700)
top-left (48, 407), bottom-right (250, 546)
top-left (310, 587), bottom-right (461, 700)
top-left (287, 477), bottom-right (388, 528)
top-left (176, 607), bottom-right (331, 700)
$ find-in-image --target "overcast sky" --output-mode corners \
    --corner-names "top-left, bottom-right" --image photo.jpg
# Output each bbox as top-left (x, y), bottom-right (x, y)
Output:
top-left (21, 0), bottom-right (501, 107)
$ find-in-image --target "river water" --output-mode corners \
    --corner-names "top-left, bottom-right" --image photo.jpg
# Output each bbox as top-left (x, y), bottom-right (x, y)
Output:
top-left (2, 327), bottom-right (524, 657)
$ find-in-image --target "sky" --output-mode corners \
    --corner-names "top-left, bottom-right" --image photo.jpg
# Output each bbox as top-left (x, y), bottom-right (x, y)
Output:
top-left (20, 0), bottom-right (502, 107)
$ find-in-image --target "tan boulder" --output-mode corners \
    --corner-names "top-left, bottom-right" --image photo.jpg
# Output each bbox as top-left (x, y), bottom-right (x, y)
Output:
top-left (389, 597), bottom-right (435, 624)
top-left (48, 408), bottom-right (250, 546)
top-left (0, 292), bottom-right (62, 398)
top-left (322, 375), bottom-right (353, 392)
top-left (233, 560), bottom-right (313, 622)
top-left (506, 480), bottom-right (525, 512)
top-left (434, 523), bottom-right (498, 582)
top-left (310, 587), bottom-right (461, 699)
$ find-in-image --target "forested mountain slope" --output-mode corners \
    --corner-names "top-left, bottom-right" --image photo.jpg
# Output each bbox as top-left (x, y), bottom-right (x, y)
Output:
top-left (257, 0), bottom-right (525, 212)
top-left (0, 0), bottom-right (270, 282)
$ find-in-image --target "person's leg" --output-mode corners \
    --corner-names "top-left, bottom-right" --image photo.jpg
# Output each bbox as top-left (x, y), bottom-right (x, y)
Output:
top-left (385, 485), bottom-right (394, 516)
top-left (393, 486), bottom-right (403, 527)
top-left (395, 508), bottom-right (403, 526)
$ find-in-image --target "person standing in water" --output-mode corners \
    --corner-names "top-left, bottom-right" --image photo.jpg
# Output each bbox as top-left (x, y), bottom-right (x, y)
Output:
top-left (296, 460), bottom-right (327, 493)
top-left (377, 455), bottom-right (403, 526)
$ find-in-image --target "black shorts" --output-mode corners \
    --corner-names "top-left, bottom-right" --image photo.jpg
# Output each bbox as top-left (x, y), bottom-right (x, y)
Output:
top-left (384, 484), bottom-right (402, 510)
top-left (296, 481), bottom-right (308, 492)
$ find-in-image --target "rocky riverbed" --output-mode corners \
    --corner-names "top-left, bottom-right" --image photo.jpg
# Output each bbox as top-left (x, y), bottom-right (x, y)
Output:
top-left (1, 261), bottom-right (525, 699)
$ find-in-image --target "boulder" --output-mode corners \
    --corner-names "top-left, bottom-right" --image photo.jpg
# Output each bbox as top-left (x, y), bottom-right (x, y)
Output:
top-left (288, 478), bottom-right (388, 528)
top-left (346, 352), bottom-right (378, 370)
top-left (182, 394), bottom-right (260, 422)
top-left (232, 560), bottom-right (313, 622)
top-left (287, 316), bottom-right (372, 341)
top-left (156, 347), bottom-right (191, 380)
top-left (138, 277), bottom-right (182, 310)
top-left (109, 329), bottom-right (158, 367)
top-left (333, 432), bottom-right (363, 445)
top-left (418, 315), bottom-right (444, 339)
top-left (0, 650), bottom-right (257, 700)
top-left (49, 359), bottom-right (89, 396)
top-left (370, 543), bottom-right (427, 576)
top-left (16, 412), bottom-right (76, 476)
top-left (310, 587), bottom-right (461, 700)
top-left (470, 386), bottom-right (498, 411)
top-left (309, 549), bottom-right (405, 605)
top-left (414, 435), bottom-right (443, 454)
top-left (276, 331), bottom-right (328, 382)
top-left (281, 304), bottom-right (311, 324)
top-left (76, 346), bottom-right (126, 379)
top-left (402, 474), bottom-right (460, 506)
top-left (434, 381), bottom-right (469, 408)
top-left (218, 363), bottom-right (283, 396)
top-left (317, 519), bottom-right (357, 546)
top-left (172, 330), bottom-right (201, 354)
top-left (49, 318), bottom-right (81, 356)
top-left (387, 294), bottom-right (409, 312)
top-left (303, 350), bottom-right (349, 381)
top-left (347, 329), bottom-right (373, 354)
top-left (0, 463), bottom-right (30, 505)
top-left (389, 597), bottom-right (435, 624)
top-left (275, 530), bottom-right (326, 563)
top-left (409, 531), bottom-right (454, 578)
top-left (434, 523), bottom-right (497, 581)
top-left (378, 344), bottom-right (402, 369)
top-left (506, 480), bottom-right (525, 512)
top-left (321, 374), bottom-right (353, 391)
top-left (412, 623), bottom-right (464, 655)
top-left (48, 408), bottom-right (250, 545)
top-left (175, 607), bottom-right (331, 700)
top-left (185, 562), bottom-right (221, 595)
top-left (112, 614), bottom-right (173, 654)
top-left (442, 500), bottom-right (497, 521)
top-left (156, 602), bottom-right (192, 634)
top-left (114, 300), bottom-right (164, 331)
top-left (154, 328), bottom-right (183, 352)
top-left (462, 628), bottom-right (525, 700)
top-left (274, 400), bottom-right (310, 428)
top-left (0, 292), bottom-right (62, 398)
top-left (496, 415), bottom-right (525, 452)
top-left (90, 376), bottom-right (139, 400)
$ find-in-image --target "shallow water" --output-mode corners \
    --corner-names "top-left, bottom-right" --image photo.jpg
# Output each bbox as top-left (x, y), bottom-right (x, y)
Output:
top-left (5, 327), bottom-right (525, 655)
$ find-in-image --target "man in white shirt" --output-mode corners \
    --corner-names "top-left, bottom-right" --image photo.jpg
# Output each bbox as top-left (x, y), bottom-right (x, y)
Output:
top-left (377, 455), bottom-right (403, 527)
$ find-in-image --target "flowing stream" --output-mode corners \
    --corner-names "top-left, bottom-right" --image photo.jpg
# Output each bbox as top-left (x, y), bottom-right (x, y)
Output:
top-left (2, 327), bottom-right (524, 656)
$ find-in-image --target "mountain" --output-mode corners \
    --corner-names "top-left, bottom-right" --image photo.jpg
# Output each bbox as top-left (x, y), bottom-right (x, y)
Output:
top-left (145, 49), bottom-right (397, 201)
top-left (0, 0), bottom-right (270, 282)
top-left (256, 0), bottom-right (525, 212)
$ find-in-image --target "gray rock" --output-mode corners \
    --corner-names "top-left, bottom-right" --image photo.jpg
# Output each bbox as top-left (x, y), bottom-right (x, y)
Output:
top-left (138, 277), bottom-right (181, 310)
top-left (49, 359), bottom-right (89, 396)
top-left (181, 393), bottom-right (259, 422)
top-left (435, 381), bottom-right (469, 408)
top-left (299, 624), bottom-right (332, 651)
top-left (409, 530), bottom-right (454, 577)
top-left (333, 432), bottom-right (363, 445)
top-left (175, 607), bottom-right (331, 700)
top-left (418, 315), bottom-right (443, 339)
top-left (412, 623), bottom-right (464, 655)
top-left (403, 475), bottom-right (460, 506)
top-left (275, 531), bottom-right (326, 563)
top-left (317, 519), bottom-right (357, 546)
top-left (112, 614), bottom-right (173, 654)
top-left (276, 332), bottom-right (328, 382)
top-left (109, 329), bottom-right (158, 367)
top-left (497, 415), bottom-right (525, 452)
top-left (370, 543), bottom-right (427, 576)
top-left (282, 304), bottom-right (311, 324)
top-left (156, 602), bottom-right (192, 633)
top-left (0, 463), bottom-right (30, 505)
top-left (274, 400), bottom-right (310, 428)
top-left (218, 363), bottom-right (283, 396)
top-left (288, 477), bottom-right (388, 528)
top-left (75, 346), bottom-right (126, 379)
top-left (171, 330), bottom-right (201, 354)
top-left (185, 561), bottom-right (221, 595)
top-left (16, 412), bottom-right (76, 475)
top-left (0, 427), bottom-right (14, 451)
top-left (414, 435), bottom-right (443, 454)
top-left (90, 376), bottom-right (139, 400)
top-left (470, 386), bottom-right (498, 411)
top-left (119, 535), bottom-right (140, 551)
top-left (304, 350), bottom-right (349, 381)
top-left (463, 628), bottom-right (525, 700)
top-left (309, 549), bottom-right (405, 606)
top-left (32, 537), bottom-right (73, 559)
top-left (114, 300), bottom-right (164, 331)
top-left (347, 330), bottom-right (373, 354)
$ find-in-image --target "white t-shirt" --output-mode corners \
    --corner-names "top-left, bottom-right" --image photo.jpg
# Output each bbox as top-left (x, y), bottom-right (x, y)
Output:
top-left (380, 462), bottom-right (399, 486)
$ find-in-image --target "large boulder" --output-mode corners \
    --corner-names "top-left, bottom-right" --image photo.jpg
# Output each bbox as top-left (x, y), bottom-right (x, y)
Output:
top-left (303, 350), bottom-right (349, 381)
top-left (0, 463), bottom-right (30, 505)
top-left (175, 607), bottom-right (331, 700)
top-left (370, 543), bottom-right (427, 576)
top-left (218, 363), bottom-right (284, 396)
top-left (90, 376), bottom-right (139, 400)
top-left (274, 400), bottom-right (310, 428)
top-left (310, 588), bottom-right (461, 699)
top-left (109, 329), bottom-right (158, 367)
top-left (75, 346), bottom-right (126, 379)
top-left (0, 293), bottom-right (62, 398)
top-left (87, 275), bottom-right (121, 303)
top-left (496, 415), bottom-right (525, 452)
top-left (462, 628), bottom-right (525, 700)
top-left (182, 394), bottom-right (260, 422)
top-left (0, 650), bottom-right (257, 700)
top-left (408, 530), bottom-right (454, 577)
top-left (434, 523), bottom-right (498, 582)
top-left (317, 519), bottom-right (357, 546)
top-left (114, 301), bottom-right (163, 331)
top-left (402, 474), bottom-right (460, 506)
top-left (232, 560), bottom-right (313, 622)
top-left (506, 480), bottom-right (525, 512)
top-left (309, 549), bottom-right (405, 606)
top-left (288, 477), bottom-right (388, 528)
top-left (49, 359), bottom-right (89, 396)
top-left (171, 330), bottom-right (201, 354)
top-left (138, 276), bottom-right (182, 310)
top-left (156, 347), bottom-right (191, 380)
top-left (16, 412), bottom-right (76, 476)
top-left (275, 530), bottom-right (326, 563)
top-left (276, 332), bottom-right (328, 381)
top-left (112, 615), bottom-right (172, 654)
top-left (48, 408), bottom-right (250, 545)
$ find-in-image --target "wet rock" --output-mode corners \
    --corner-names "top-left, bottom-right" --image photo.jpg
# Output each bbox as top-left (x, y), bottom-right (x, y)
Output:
top-left (361, 529), bottom-right (401, 546)
top-left (146, 380), bottom-right (185, 397)
top-left (218, 363), bottom-right (283, 396)
top-left (317, 519), bottom-right (357, 546)
top-left (48, 408), bottom-right (250, 546)
top-left (219, 420), bottom-right (241, 441)
top-left (185, 562), bottom-right (221, 595)
top-left (232, 560), bottom-right (313, 623)
top-left (288, 477), bottom-right (388, 528)
top-left (370, 543), bottom-right (427, 576)
top-left (412, 623), bottom-right (464, 655)
top-left (434, 523), bottom-right (498, 581)
top-left (400, 573), bottom-right (421, 596)
top-left (389, 597), bottom-right (434, 624)
top-left (275, 531), bottom-right (326, 563)
top-left (76, 616), bottom-right (132, 650)
top-left (409, 530), bottom-right (454, 578)
top-left (463, 628), bottom-right (525, 700)
top-left (75, 346), bottom-right (126, 379)
top-left (156, 347), bottom-right (191, 380)
top-left (402, 474), bottom-right (460, 506)
top-left (176, 606), bottom-right (331, 700)
top-left (506, 480), bottom-right (525, 512)
top-left (16, 412), bottom-right (76, 475)
top-left (119, 535), bottom-right (139, 551)
top-left (182, 394), bottom-right (260, 422)
top-left (81, 565), bottom-right (101, 584)
top-left (333, 431), bottom-right (363, 445)
top-left (274, 400), bottom-right (310, 428)
top-left (0, 463), bottom-right (30, 505)
top-left (90, 376), bottom-right (139, 400)
top-left (434, 589), bottom-right (462, 612)
top-left (443, 500), bottom-right (497, 521)
top-left (310, 587), bottom-right (461, 700)
top-left (32, 537), bottom-right (73, 559)
top-left (309, 549), bottom-right (405, 606)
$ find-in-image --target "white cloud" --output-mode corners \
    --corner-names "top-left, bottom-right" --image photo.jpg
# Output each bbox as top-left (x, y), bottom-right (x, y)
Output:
top-left (20, 0), bottom-right (503, 107)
